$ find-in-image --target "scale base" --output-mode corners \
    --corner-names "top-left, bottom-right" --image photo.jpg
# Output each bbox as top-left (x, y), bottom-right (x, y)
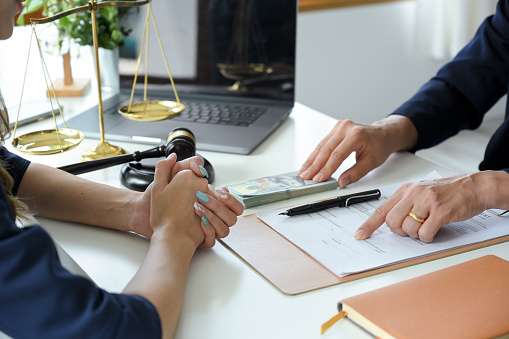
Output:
top-left (81, 140), bottom-right (127, 161)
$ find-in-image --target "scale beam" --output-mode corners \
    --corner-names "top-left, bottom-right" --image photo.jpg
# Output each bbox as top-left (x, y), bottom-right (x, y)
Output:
top-left (30, 0), bottom-right (151, 24)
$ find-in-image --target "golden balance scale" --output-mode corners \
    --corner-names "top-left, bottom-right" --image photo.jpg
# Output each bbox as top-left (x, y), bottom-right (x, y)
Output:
top-left (216, 0), bottom-right (272, 92)
top-left (11, 0), bottom-right (183, 161)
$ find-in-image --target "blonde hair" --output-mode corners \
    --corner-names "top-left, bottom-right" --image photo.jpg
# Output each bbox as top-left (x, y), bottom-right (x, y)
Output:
top-left (0, 91), bottom-right (29, 220)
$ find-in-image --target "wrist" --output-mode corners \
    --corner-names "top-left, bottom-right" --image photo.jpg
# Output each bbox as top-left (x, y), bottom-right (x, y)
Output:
top-left (374, 115), bottom-right (418, 153)
top-left (126, 192), bottom-right (150, 234)
top-left (472, 170), bottom-right (509, 210)
top-left (151, 226), bottom-right (198, 254)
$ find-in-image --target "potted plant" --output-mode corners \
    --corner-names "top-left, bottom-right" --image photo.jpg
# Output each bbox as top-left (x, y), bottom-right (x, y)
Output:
top-left (17, 0), bottom-right (135, 94)
top-left (17, 0), bottom-right (132, 50)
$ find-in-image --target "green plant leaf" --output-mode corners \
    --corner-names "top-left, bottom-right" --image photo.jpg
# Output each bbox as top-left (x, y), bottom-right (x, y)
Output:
top-left (24, 0), bottom-right (44, 13)
top-left (21, 0), bottom-right (136, 50)
top-left (16, 0), bottom-right (44, 26)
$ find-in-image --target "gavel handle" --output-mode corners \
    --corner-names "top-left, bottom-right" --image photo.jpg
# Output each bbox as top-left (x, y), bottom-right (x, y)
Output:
top-left (58, 146), bottom-right (166, 175)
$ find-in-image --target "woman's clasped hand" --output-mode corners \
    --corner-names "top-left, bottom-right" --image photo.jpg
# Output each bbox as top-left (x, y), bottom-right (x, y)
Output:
top-left (131, 153), bottom-right (243, 247)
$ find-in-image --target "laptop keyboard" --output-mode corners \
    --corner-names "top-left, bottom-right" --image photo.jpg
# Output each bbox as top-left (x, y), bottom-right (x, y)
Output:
top-left (107, 97), bottom-right (266, 127)
top-left (175, 101), bottom-right (266, 126)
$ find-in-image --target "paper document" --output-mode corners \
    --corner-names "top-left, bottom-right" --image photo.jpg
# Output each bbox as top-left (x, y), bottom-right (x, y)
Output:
top-left (257, 171), bottom-right (509, 277)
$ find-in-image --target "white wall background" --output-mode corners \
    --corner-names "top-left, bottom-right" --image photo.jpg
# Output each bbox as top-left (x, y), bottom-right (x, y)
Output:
top-left (294, 1), bottom-right (506, 173)
top-left (1, 1), bottom-right (506, 173)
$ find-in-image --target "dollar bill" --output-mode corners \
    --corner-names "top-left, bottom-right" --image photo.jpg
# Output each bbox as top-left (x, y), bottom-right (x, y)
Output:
top-left (226, 171), bottom-right (338, 208)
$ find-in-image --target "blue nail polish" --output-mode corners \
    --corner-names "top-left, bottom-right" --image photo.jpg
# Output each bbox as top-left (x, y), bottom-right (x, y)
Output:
top-left (201, 215), bottom-right (210, 227)
top-left (195, 191), bottom-right (210, 203)
top-left (198, 165), bottom-right (209, 178)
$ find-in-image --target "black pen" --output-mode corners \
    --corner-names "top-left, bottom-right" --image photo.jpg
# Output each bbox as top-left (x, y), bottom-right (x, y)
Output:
top-left (279, 189), bottom-right (381, 216)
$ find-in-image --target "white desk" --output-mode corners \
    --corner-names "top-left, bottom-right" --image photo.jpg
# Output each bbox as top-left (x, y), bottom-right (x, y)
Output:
top-left (7, 102), bottom-right (509, 339)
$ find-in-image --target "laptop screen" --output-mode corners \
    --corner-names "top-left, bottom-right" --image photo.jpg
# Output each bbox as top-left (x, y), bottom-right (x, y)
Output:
top-left (117, 0), bottom-right (296, 104)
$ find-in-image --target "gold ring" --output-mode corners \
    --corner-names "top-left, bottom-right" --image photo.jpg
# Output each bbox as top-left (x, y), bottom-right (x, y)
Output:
top-left (408, 211), bottom-right (426, 223)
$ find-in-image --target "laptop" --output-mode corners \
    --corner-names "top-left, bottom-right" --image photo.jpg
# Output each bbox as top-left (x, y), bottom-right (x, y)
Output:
top-left (63, 0), bottom-right (296, 155)
top-left (8, 101), bottom-right (57, 128)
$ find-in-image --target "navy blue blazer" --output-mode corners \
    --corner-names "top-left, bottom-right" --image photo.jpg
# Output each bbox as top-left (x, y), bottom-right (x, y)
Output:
top-left (0, 148), bottom-right (161, 338)
top-left (393, 0), bottom-right (509, 173)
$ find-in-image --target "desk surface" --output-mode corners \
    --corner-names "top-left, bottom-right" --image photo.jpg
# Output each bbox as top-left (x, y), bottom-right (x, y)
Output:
top-left (7, 101), bottom-right (509, 339)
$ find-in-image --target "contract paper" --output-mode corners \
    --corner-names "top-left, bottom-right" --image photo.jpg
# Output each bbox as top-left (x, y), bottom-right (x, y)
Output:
top-left (257, 171), bottom-right (509, 277)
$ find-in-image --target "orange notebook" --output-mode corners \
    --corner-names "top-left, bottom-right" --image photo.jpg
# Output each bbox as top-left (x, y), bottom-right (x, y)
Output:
top-left (322, 255), bottom-right (509, 339)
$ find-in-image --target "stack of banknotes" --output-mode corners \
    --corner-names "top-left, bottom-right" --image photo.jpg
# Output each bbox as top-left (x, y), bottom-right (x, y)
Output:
top-left (226, 171), bottom-right (339, 208)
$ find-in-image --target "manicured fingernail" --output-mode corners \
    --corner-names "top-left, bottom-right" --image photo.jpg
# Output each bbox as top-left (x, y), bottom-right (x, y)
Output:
top-left (194, 201), bottom-right (204, 213)
top-left (201, 215), bottom-right (210, 227)
top-left (297, 166), bottom-right (306, 175)
top-left (198, 165), bottom-right (209, 178)
top-left (313, 172), bottom-right (324, 182)
top-left (354, 229), bottom-right (364, 240)
top-left (300, 169), bottom-right (310, 178)
top-left (339, 177), bottom-right (350, 189)
top-left (195, 191), bottom-right (209, 203)
top-left (215, 188), bottom-right (229, 199)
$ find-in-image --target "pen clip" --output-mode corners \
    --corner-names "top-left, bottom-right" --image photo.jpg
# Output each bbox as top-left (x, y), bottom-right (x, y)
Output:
top-left (487, 209), bottom-right (509, 216)
top-left (345, 190), bottom-right (381, 207)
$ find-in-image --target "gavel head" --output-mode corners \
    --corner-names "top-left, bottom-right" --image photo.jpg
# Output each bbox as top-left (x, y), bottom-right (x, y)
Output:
top-left (165, 127), bottom-right (196, 161)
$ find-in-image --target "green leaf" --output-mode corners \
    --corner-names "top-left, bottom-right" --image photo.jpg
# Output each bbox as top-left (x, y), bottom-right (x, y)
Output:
top-left (16, 0), bottom-right (44, 26)
top-left (111, 29), bottom-right (122, 43)
top-left (24, 0), bottom-right (44, 13)
top-left (23, 0), bottom-right (136, 49)
top-left (101, 7), bottom-right (118, 22)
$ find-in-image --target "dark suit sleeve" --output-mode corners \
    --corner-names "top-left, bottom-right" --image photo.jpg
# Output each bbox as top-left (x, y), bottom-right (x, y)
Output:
top-left (0, 151), bottom-right (162, 338)
top-left (392, 0), bottom-right (509, 151)
top-left (0, 146), bottom-right (30, 195)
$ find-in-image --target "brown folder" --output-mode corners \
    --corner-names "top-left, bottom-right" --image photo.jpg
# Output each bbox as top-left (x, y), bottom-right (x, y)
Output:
top-left (220, 214), bottom-right (509, 295)
top-left (334, 255), bottom-right (509, 339)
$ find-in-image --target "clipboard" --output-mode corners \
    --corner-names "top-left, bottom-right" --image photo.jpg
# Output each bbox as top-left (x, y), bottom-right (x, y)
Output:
top-left (219, 213), bottom-right (509, 295)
